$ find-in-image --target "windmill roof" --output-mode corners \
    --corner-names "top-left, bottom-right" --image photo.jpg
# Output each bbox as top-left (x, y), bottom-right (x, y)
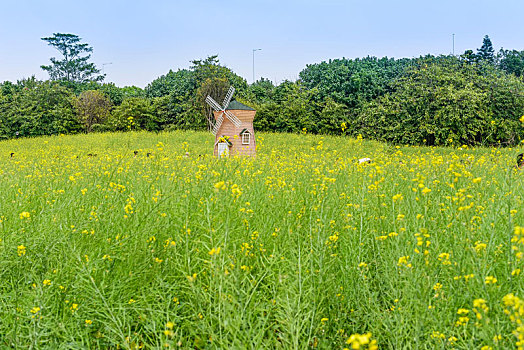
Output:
top-left (226, 100), bottom-right (255, 111)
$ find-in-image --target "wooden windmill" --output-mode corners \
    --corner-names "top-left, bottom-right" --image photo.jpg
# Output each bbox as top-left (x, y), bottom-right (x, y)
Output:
top-left (205, 86), bottom-right (257, 157)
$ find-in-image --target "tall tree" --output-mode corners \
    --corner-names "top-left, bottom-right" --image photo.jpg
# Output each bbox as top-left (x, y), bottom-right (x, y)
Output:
top-left (73, 90), bottom-right (112, 132)
top-left (477, 35), bottom-right (495, 64)
top-left (41, 33), bottom-right (104, 83)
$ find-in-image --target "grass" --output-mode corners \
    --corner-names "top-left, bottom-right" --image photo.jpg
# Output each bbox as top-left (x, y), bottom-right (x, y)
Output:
top-left (0, 130), bottom-right (523, 349)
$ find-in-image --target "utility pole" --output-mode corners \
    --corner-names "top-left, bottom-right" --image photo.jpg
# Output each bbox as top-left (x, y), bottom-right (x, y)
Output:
top-left (252, 49), bottom-right (261, 83)
top-left (452, 34), bottom-right (455, 55)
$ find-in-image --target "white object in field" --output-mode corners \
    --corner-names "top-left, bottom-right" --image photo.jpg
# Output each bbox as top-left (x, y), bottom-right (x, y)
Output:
top-left (205, 86), bottom-right (242, 135)
top-left (358, 157), bottom-right (371, 164)
top-left (217, 142), bottom-right (229, 158)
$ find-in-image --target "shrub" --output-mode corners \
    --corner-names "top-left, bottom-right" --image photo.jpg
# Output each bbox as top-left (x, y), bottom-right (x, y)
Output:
top-left (0, 80), bottom-right (81, 139)
top-left (108, 97), bottom-right (157, 131)
top-left (73, 90), bottom-right (112, 132)
top-left (355, 57), bottom-right (524, 146)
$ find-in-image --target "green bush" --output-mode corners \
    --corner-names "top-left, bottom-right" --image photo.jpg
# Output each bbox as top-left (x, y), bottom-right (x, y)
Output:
top-left (73, 90), bottom-right (112, 132)
top-left (299, 56), bottom-right (412, 108)
top-left (354, 57), bottom-right (524, 146)
top-left (108, 97), bottom-right (159, 131)
top-left (0, 80), bottom-right (81, 139)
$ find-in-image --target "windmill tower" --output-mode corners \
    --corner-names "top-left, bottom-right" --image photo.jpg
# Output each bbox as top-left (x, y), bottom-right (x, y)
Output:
top-left (205, 86), bottom-right (257, 157)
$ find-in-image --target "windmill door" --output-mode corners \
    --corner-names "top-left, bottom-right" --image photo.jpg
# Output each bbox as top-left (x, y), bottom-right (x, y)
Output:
top-left (217, 142), bottom-right (229, 157)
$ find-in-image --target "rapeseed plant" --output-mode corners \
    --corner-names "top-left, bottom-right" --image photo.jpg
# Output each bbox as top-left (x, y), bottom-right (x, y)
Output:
top-left (0, 130), bottom-right (523, 348)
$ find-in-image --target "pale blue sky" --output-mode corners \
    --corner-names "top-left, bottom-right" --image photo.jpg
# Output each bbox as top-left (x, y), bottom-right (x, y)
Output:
top-left (1, 0), bottom-right (523, 87)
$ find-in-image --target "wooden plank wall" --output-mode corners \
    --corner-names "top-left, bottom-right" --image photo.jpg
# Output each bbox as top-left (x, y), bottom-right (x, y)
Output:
top-left (213, 110), bottom-right (257, 157)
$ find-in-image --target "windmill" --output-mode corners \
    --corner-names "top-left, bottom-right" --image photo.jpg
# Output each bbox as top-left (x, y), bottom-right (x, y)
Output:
top-left (204, 85), bottom-right (257, 157)
top-left (205, 86), bottom-right (242, 135)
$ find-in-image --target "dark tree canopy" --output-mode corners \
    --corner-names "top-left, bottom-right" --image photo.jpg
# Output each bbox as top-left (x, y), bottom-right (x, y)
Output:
top-left (145, 69), bottom-right (194, 98)
top-left (299, 56), bottom-right (412, 108)
top-left (477, 35), bottom-right (495, 64)
top-left (499, 49), bottom-right (524, 77)
top-left (41, 33), bottom-right (104, 83)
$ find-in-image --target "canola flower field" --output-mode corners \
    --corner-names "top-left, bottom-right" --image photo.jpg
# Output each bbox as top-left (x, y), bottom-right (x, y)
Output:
top-left (1, 130), bottom-right (524, 349)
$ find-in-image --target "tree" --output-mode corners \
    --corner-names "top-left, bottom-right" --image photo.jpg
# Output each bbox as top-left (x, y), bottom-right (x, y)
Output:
top-left (299, 56), bottom-right (412, 109)
top-left (355, 57), bottom-right (524, 146)
top-left (499, 49), bottom-right (524, 77)
top-left (190, 56), bottom-right (246, 89)
top-left (248, 78), bottom-right (275, 103)
top-left (477, 35), bottom-right (495, 64)
top-left (109, 98), bottom-right (157, 131)
top-left (460, 49), bottom-right (478, 64)
top-left (145, 69), bottom-right (194, 98)
top-left (0, 80), bottom-right (81, 139)
top-left (41, 33), bottom-right (104, 83)
top-left (73, 90), bottom-right (112, 132)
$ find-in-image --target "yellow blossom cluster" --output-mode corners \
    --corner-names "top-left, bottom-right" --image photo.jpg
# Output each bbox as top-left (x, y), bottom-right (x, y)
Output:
top-left (1, 131), bottom-right (524, 347)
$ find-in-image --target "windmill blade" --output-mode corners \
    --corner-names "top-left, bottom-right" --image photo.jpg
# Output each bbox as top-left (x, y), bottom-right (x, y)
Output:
top-left (224, 110), bottom-right (242, 127)
top-left (205, 96), bottom-right (222, 111)
top-left (222, 86), bottom-right (235, 109)
top-left (212, 113), bottom-right (224, 135)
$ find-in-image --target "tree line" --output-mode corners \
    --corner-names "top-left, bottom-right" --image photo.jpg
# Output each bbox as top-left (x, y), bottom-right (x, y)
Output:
top-left (1, 33), bottom-right (524, 146)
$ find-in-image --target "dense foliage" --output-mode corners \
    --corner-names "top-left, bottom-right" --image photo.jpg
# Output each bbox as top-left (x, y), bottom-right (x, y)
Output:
top-left (298, 56), bottom-right (411, 108)
top-left (2, 35), bottom-right (524, 145)
top-left (355, 57), bottom-right (524, 146)
top-left (73, 90), bottom-right (112, 132)
top-left (0, 79), bottom-right (81, 139)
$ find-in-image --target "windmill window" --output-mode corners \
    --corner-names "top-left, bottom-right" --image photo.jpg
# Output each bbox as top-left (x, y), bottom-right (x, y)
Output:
top-left (241, 131), bottom-right (251, 145)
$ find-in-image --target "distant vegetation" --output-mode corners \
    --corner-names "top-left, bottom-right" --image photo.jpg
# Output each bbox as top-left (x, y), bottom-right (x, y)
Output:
top-left (1, 34), bottom-right (524, 146)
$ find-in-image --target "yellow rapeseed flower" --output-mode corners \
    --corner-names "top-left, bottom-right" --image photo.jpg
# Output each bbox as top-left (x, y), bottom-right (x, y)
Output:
top-left (208, 247), bottom-right (221, 256)
top-left (70, 303), bottom-right (78, 313)
top-left (346, 332), bottom-right (378, 350)
top-left (484, 276), bottom-right (497, 285)
top-left (392, 194), bottom-right (403, 202)
top-left (457, 308), bottom-right (469, 315)
top-left (17, 245), bottom-right (26, 256)
top-left (214, 181), bottom-right (226, 191)
top-left (397, 256), bottom-right (412, 268)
